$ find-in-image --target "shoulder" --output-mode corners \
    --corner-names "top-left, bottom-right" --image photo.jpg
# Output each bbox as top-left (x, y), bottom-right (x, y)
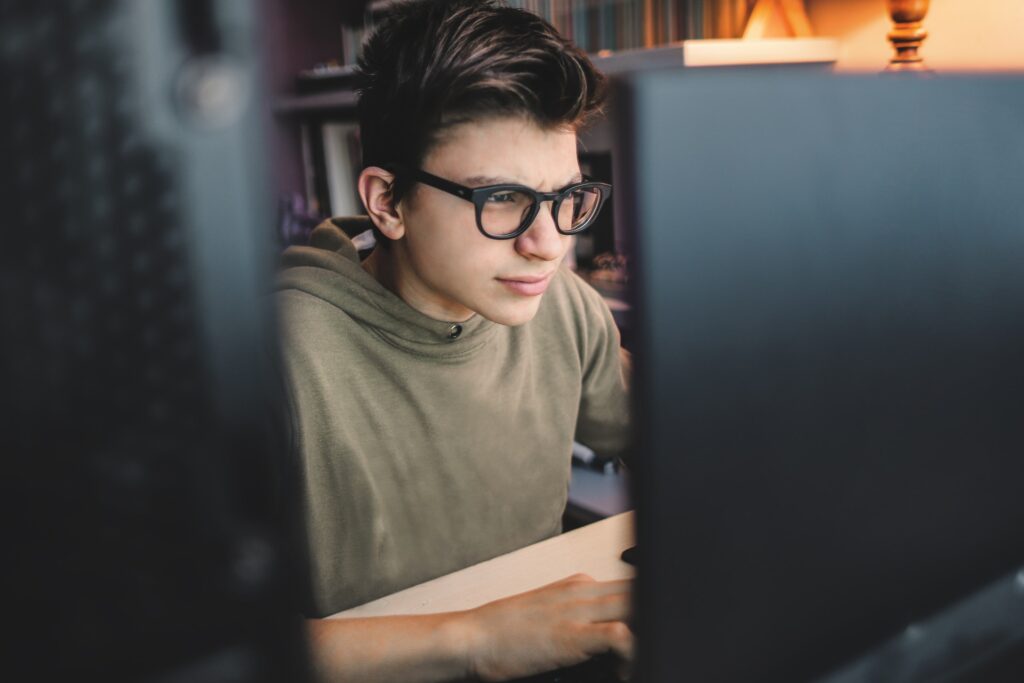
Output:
top-left (534, 265), bottom-right (618, 352)
top-left (276, 287), bottom-right (337, 332)
top-left (275, 287), bottom-right (363, 363)
top-left (544, 264), bottom-right (611, 319)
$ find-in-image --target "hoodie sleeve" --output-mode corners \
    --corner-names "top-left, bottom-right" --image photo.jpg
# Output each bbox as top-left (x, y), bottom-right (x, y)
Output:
top-left (570, 273), bottom-right (632, 465)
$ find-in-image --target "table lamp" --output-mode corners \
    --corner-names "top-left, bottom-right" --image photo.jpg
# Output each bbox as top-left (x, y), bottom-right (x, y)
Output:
top-left (886, 0), bottom-right (931, 71)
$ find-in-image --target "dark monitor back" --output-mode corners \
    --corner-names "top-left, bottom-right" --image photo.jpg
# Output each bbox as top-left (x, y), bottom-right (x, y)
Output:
top-left (615, 73), bottom-right (1024, 682)
top-left (2, 1), bottom-right (308, 680)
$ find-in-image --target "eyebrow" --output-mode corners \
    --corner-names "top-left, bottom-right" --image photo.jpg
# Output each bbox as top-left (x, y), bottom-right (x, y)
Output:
top-left (462, 173), bottom-right (584, 189)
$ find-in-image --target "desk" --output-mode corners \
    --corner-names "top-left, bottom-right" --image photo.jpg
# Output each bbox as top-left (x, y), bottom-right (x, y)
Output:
top-left (331, 512), bottom-right (635, 619)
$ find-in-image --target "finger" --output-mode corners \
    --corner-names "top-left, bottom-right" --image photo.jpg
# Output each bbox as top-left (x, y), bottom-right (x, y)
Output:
top-left (569, 593), bottom-right (633, 623)
top-left (523, 574), bottom-right (595, 596)
top-left (555, 577), bottom-right (633, 602)
top-left (556, 572), bottom-right (597, 585)
top-left (511, 574), bottom-right (596, 603)
top-left (575, 578), bottom-right (634, 597)
top-left (577, 621), bottom-right (635, 662)
top-left (513, 576), bottom-right (632, 614)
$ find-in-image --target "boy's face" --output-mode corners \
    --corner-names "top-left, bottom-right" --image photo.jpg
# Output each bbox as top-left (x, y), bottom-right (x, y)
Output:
top-left (394, 116), bottom-right (580, 326)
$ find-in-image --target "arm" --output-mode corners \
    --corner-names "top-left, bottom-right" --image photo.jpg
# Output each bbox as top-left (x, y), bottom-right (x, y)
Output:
top-left (308, 574), bottom-right (633, 683)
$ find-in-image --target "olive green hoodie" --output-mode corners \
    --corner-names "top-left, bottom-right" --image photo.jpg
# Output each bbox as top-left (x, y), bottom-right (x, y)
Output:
top-left (277, 219), bottom-right (630, 617)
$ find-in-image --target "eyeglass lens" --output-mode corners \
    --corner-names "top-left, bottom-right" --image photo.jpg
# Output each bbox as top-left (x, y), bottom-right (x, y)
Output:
top-left (479, 186), bottom-right (604, 237)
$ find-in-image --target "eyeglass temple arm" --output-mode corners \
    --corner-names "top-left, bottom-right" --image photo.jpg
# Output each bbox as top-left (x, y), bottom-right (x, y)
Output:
top-left (391, 165), bottom-right (473, 200)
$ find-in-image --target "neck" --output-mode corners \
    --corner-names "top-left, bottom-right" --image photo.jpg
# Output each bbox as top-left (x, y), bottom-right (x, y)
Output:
top-left (361, 246), bottom-right (389, 289)
top-left (362, 245), bottom-right (474, 323)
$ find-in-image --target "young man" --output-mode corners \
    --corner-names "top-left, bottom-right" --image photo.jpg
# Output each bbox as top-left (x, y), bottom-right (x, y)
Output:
top-left (277, 1), bottom-right (632, 679)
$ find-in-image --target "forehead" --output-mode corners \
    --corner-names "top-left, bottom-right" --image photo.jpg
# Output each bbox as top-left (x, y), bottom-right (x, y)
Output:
top-left (424, 116), bottom-right (580, 185)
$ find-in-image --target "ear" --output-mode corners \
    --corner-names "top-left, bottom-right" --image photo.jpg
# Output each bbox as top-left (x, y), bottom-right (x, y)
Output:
top-left (358, 167), bottom-right (406, 242)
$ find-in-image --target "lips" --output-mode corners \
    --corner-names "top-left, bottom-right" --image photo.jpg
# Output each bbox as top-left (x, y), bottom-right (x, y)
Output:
top-left (496, 272), bottom-right (554, 296)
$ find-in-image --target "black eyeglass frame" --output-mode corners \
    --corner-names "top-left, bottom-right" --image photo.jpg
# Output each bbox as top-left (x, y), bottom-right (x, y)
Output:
top-left (387, 165), bottom-right (612, 240)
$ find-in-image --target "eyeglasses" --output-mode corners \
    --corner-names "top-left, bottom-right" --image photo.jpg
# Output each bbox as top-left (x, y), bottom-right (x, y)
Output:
top-left (388, 165), bottom-right (612, 240)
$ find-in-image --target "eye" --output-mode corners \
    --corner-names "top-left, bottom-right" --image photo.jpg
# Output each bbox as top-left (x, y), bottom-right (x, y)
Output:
top-left (486, 191), bottom-right (520, 204)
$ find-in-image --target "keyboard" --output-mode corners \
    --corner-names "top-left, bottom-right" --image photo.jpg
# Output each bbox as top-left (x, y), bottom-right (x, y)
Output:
top-left (509, 653), bottom-right (626, 683)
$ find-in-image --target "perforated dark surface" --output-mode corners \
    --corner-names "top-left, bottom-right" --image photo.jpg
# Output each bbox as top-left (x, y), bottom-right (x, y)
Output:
top-left (2, 2), bottom-right (308, 680)
top-left (3, 1), bottom-right (203, 436)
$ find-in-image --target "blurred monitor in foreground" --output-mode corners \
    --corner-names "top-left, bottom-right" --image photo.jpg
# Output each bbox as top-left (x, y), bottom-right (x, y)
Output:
top-left (615, 73), bottom-right (1024, 682)
top-left (2, 1), bottom-right (309, 680)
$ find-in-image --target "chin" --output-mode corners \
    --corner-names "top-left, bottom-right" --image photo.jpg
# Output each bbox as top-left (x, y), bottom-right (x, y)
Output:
top-left (479, 298), bottom-right (543, 327)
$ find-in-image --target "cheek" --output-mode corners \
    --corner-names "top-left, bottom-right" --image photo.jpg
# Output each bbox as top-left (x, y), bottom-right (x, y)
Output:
top-left (446, 241), bottom-right (507, 284)
top-left (406, 215), bottom-right (504, 284)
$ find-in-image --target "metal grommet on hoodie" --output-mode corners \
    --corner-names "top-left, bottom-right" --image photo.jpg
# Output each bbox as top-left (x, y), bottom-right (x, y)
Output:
top-left (447, 323), bottom-right (463, 340)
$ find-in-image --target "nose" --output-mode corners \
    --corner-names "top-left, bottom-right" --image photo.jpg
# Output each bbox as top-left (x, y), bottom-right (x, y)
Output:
top-left (515, 203), bottom-right (569, 262)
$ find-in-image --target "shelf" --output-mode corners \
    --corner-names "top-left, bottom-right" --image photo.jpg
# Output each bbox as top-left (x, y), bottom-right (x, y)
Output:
top-left (273, 89), bottom-right (359, 115)
top-left (592, 38), bottom-right (839, 73)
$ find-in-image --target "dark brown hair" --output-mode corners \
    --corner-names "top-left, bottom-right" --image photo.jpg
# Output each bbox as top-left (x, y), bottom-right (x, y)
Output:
top-left (355, 0), bottom-right (606, 205)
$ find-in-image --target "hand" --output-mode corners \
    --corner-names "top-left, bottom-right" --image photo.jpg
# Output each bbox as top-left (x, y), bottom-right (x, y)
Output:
top-left (458, 573), bottom-right (633, 682)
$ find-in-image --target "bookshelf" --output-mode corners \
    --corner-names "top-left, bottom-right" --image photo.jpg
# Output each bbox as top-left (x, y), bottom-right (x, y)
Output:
top-left (264, 0), bottom-right (837, 249)
top-left (273, 89), bottom-right (358, 116)
top-left (271, 38), bottom-right (837, 115)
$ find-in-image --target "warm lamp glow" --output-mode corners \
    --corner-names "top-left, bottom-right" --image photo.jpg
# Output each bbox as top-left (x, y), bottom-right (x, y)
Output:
top-left (743, 0), bottom-right (814, 39)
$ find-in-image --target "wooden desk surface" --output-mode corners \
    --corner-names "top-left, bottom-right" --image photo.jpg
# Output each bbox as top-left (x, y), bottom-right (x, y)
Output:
top-left (331, 511), bottom-right (635, 619)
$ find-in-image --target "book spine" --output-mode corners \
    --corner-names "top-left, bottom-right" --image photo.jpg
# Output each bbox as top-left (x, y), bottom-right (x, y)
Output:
top-left (663, 0), bottom-right (671, 43)
top-left (623, 0), bottom-right (630, 50)
top-left (575, 0), bottom-right (589, 51)
top-left (560, 0), bottom-right (572, 41)
top-left (644, 0), bottom-right (655, 48)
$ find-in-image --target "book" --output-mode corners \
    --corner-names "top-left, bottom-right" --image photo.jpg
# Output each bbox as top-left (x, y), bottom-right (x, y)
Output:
top-left (321, 122), bottom-right (363, 217)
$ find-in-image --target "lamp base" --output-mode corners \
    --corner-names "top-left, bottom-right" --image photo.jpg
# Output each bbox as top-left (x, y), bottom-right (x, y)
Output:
top-left (886, 0), bottom-right (931, 72)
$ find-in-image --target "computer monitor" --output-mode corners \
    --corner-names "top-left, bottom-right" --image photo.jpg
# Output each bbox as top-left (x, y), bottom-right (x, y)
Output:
top-left (3, 2), bottom-right (309, 680)
top-left (615, 72), bottom-right (1024, 682)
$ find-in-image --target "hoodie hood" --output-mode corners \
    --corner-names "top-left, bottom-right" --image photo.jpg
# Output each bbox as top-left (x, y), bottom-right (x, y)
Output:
top-left (277, 218), bottom-right (496, 359)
